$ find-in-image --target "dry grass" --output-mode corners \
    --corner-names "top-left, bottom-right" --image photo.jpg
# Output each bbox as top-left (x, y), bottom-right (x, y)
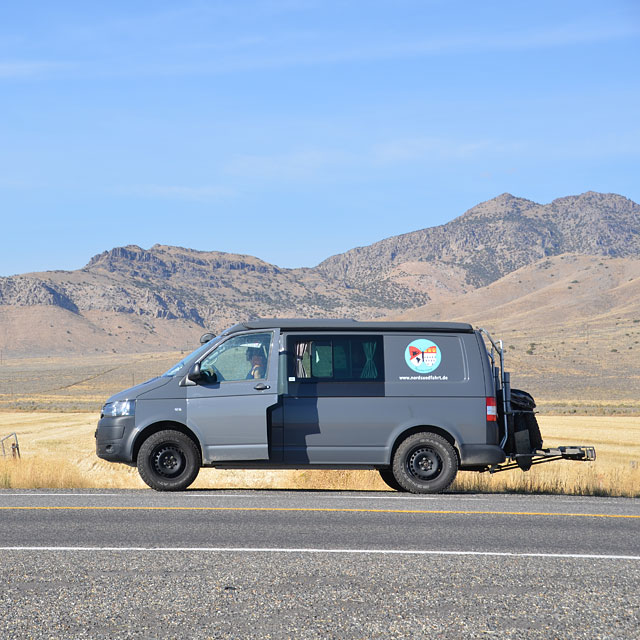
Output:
top-left (0, 413), bottom-right (144, 490)
top-left (451, 416), bottom-right (640, 496)
top-left (0, 412), bottom-right (638, 496)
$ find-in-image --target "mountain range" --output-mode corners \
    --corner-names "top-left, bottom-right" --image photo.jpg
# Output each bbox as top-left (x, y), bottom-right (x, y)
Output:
top-left (1, 190), bottom-right (639, 361)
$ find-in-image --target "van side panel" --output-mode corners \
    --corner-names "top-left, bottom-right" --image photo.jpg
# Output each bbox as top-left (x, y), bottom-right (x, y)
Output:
top-left (282, 397), bottom-right (401, 464)
top-left (282, 396), bottom-right (484, 465)
top-left (282, 332), bottom-right (490, 465)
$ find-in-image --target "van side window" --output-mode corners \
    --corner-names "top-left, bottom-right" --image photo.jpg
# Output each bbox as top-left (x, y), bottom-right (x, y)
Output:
top-left (200, 332), bottom-right (272, 382)
top-left (291, 335), bottom-right (384, 382)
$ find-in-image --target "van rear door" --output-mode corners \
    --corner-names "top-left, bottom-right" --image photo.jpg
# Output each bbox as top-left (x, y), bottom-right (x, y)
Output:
top-left (186, 329), bottom-right (279, 462)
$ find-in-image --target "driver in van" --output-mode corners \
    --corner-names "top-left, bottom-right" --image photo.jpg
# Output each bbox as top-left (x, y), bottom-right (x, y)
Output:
top-left (246, 347), bottom-right (267, 379)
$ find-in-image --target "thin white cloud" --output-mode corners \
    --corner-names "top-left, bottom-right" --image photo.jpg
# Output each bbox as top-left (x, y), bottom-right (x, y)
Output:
top-left (0, 60), bottom-right (67, 78)
top-left (529, 133), bottom-right (640, 159)
top-left (131, 20), bottom-right (640, 75)
top-left (0, 177), bottom-right (48, 189)
top-left (226, 149), bottom-right (354, 181)
top-left (372, 138), bottom-right (495, 164)
top-left (386, 22), bottom-right (640, 57)
top-left (4, 15), bottom-right (637, 80)
top-left (224, 138), bottom-right (500, 182)
top-left (123, 184), bottom-right (236, 202)
top-left (223, 127), bottom-right (640, 186)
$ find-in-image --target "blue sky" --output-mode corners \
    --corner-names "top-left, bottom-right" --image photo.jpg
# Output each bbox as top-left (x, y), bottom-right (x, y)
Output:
top-left (1, 0), bottom-right (639, 276)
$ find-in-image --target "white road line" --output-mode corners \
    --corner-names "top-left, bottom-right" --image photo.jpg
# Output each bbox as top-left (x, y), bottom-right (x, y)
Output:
top-left (164, 495), bottom-right (485, 501)
top-left (1, 547), bottom-right (639, 560)
top-left (0, 493), bottom-right (123, 497)
top-left (1, 492), bottom-right (625, 502)
top-left (0, 492), bottom-right (626, 504)
top-left (0, 492), bottom-right (485, 501)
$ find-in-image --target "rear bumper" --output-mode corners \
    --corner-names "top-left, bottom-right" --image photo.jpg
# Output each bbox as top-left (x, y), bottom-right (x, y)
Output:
top-left (459, 444), bottom-right (506, 467)
top-left (95, 416), bottom-right (135, 463)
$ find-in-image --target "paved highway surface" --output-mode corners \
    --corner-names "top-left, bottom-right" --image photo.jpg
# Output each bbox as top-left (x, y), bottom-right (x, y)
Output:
top-left (1, 490), bottom-right (638, 639)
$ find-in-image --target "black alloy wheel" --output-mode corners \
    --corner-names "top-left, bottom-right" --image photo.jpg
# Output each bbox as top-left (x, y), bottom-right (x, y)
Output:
top-left (152, 444), bottom-right (186, 478)
top-left (407, 446), bottom-right (443, 481)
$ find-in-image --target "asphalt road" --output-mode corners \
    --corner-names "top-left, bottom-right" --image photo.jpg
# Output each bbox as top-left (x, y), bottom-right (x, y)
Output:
top-left (1, 490), bottom-right (639, 639)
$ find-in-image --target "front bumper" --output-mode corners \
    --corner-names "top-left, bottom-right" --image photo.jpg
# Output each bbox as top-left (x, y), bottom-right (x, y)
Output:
top-left (95, 416), bottom-right (135, 462)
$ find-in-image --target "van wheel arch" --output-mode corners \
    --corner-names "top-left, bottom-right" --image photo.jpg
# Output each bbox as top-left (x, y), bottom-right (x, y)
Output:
top-left (390, 426), bottom-right (460, 466)
top-left (133, 421), bottom-right (202, 464)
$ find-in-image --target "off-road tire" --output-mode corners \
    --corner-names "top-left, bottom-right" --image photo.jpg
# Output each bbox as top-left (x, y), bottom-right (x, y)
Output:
top-left (137, 429), bottom-right (201, 491)
top-left (392, 432), bottom-right (458, 494)
top-left (513, 418), bottom-right (532, 454)
top-left (512, 411), bottom-right (543, 468)
top-left (378, 468), bottom-right (408, 492)
top-left (524, 412), bottom-right (543, 450)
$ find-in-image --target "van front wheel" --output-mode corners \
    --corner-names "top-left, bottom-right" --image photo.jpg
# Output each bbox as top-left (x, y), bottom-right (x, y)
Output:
top-left (392, 432), bottom-right (458, 494)
top-left (137, 430), bottom-right (201, 491)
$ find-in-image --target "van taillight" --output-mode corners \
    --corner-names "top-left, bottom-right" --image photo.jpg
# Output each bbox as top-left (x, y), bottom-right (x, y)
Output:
top-left (486, 397), bottom-right (498, 422)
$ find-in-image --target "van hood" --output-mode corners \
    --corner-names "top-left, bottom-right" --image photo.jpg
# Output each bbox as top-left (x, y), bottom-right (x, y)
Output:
top-left (103, 376), bottom-right (171, 404)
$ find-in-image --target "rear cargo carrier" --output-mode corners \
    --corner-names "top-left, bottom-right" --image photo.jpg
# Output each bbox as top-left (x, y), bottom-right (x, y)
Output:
top-left (479, 329), bottom-right (596, 474)
top-left (490, 446), bottom-right (596, 473)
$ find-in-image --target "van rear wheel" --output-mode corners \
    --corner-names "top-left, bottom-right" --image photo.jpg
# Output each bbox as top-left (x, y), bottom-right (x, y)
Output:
top-left (137, 429), bottom-right (200, 491)
top-left (392, 432), bottom-right (458, 494)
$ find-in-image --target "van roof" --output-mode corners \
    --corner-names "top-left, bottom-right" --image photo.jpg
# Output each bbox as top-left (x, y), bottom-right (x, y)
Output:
top-left (225, 319), bottom-right (475, 334)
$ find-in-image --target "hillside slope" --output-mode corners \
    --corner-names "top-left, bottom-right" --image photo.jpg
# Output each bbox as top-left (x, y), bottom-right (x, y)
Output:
top-left (393, 254), bottom-right (640, 406)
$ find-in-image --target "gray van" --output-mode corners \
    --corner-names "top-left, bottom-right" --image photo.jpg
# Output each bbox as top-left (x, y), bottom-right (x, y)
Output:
top-left (96, 319), bottom-right (594, 492)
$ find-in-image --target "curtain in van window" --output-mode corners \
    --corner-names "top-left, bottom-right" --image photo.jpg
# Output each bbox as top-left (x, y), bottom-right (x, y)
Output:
top-left (361, 340), bottom-right (378, 379)
top-left (312, 342), bottom-right (333, 377)
top-left (295, 341), bottom-right (310, 378)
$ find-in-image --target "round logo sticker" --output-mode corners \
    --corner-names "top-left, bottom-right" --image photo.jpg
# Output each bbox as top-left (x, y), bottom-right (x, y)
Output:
top-left (404, 339), bottom-right (441, 373)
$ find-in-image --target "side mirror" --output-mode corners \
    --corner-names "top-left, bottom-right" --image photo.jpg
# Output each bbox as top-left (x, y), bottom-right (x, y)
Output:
top-left (188, 362), bottom-right (217, 384)
top-left (187, 362), bottom-right (203, 383)
top-left (200, 332), bottom-right (215, 345)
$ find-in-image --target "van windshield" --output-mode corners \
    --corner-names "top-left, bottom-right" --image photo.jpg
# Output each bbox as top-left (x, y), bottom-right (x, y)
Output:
top-left (162, 339), bottom-right (219, 377)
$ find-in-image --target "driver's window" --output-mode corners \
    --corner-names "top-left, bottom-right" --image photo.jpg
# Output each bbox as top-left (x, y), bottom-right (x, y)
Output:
top-left (200, 333), bottom-right (272, 382)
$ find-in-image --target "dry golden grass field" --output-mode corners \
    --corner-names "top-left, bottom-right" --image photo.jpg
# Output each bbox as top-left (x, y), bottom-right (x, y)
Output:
top-left (0, 412), bottom-right (638, 496)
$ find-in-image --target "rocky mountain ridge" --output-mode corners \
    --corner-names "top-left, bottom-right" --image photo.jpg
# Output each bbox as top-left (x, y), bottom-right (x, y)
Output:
top-left (315, 192), bottom-right (640, 286)
top-left (1, 191), bottom-right (639, 356)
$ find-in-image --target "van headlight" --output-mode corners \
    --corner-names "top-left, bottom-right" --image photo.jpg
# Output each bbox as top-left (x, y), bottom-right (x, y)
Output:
top-left (102, 400), bottom-right (135, 417)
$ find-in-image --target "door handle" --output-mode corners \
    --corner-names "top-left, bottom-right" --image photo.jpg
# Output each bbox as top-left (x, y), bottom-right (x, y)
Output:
top-left (254, 383), bottom-right (270, 391)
